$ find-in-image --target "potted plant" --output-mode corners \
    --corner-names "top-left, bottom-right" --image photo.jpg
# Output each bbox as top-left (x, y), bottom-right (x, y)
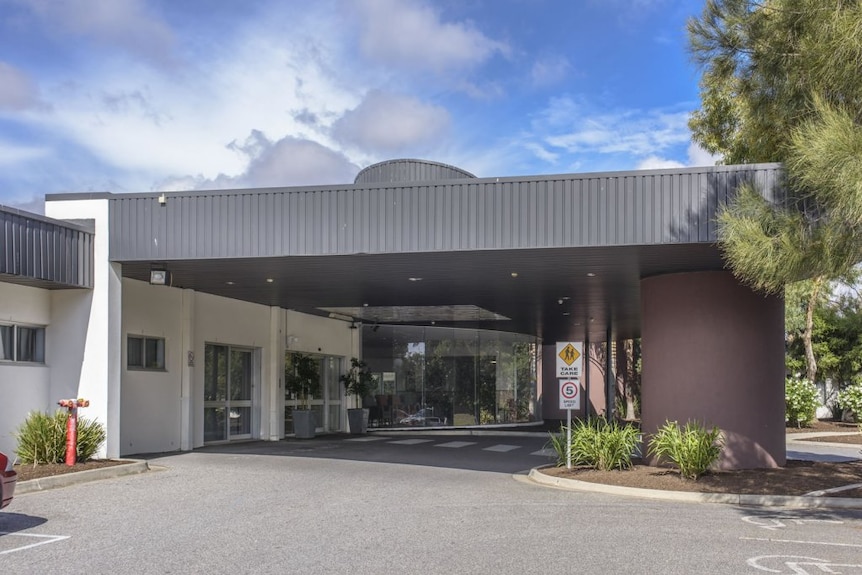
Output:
top-left (340, 357), bottom-right (375, 434)
top-left (285, 353), bottom-right (320, 439)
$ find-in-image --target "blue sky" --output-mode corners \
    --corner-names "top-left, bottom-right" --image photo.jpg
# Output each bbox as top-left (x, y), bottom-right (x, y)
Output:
top-left (0, 0), bottom-right (715, 213)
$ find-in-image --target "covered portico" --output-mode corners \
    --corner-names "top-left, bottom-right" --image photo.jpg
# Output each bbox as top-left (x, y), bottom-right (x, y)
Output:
top-left (45, 159), bottom-right (786, 468)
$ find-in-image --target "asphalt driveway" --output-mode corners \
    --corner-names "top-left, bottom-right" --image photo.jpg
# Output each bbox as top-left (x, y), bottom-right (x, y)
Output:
top-left (2, 433), bottom-right (862, 575)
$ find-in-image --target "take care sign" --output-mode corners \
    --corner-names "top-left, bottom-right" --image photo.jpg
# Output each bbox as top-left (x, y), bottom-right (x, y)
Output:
top-left (555, 341), bottom-right (583, 379)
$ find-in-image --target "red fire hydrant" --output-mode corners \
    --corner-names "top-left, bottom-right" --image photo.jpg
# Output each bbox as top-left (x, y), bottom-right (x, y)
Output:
top-left (58, 398), bottom-right (90, 466)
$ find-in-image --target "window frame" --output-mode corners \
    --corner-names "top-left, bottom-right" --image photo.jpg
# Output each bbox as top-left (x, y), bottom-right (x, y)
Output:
top-left (0, 322), bottom-right (47, 365)
top-left (127, 335), bottom-right (166, 371)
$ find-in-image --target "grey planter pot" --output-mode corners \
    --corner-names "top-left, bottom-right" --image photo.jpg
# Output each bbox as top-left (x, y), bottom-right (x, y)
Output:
top-left (293, 409), bottom-right (316, 439)
top-left (347, 408), bottom-right (369, 434)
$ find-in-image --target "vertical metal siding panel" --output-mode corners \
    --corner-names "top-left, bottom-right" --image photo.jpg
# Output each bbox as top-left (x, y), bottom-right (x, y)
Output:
top-left (698, 172), bottom-right (710, 242)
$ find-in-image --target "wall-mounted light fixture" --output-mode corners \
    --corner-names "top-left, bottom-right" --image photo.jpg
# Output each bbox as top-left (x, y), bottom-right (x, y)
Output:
top-left (150, 269), bottom-right (169, 285)
top-left (157, 193), bottom-right (167, 206)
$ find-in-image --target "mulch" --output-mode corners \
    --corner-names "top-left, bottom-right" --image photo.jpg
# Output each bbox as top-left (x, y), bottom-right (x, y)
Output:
top-left (14, 459), bottom-right (132, 482)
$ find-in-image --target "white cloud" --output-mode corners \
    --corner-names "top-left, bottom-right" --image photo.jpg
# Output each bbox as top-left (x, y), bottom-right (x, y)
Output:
top-left (0, 62), bottom-right (45, 111)
top-left (686, 141), bottom-right (722, 166)
top-left (530, 55), bottom-right (571, 88)
top-left (157, 131), bottom-right (359, 191)
top-left (240, 133), bottom-right (359, 188)
top-left (353, 0), bottom-right (508, 74)
top-left (0, 140), bottom-right (49, 164)
top-left (636, 156), bottom-right (684, 170)
top-left (19, 0), bottom-right (176, 67)
top-left (332, 91), bottom-right (450, 154)
top-left (538, 97), bottom-right (691, 157)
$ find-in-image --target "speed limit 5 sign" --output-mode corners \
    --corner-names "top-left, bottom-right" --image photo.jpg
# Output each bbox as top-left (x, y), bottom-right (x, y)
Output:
top-left (559, 379), bottom-right (581, 410)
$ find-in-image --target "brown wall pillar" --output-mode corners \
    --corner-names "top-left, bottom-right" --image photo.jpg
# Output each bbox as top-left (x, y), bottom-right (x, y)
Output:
top-left (640, 271), bottom-right (785, 469)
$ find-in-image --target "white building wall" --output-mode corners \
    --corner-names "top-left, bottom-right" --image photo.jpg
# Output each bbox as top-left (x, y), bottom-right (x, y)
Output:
top-left (120, 279), bottom-right (183, 456)
top-left (0, 283), bottom-right (52, 456)
top-left (46, 199), bottom-right (121, 458)
top-left (192, 292), bottom-right (274, 448)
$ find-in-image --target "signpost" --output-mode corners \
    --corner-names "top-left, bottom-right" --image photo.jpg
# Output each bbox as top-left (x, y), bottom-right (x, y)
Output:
top-left (557, 342), bottom-right (584, 469)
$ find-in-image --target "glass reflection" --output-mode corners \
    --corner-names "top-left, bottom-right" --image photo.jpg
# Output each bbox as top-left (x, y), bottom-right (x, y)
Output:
top-left (362, 325), bottom-right (537, 428)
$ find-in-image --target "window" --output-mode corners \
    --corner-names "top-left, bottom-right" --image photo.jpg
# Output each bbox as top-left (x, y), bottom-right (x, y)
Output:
top-left (128, 336), bottom-right (165, 370)
top-left (0, 323), bottom-right (46, 364)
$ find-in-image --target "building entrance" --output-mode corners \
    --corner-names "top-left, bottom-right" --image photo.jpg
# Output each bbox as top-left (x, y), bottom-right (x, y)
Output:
top-left (203, 344), bottom-right (257, 443)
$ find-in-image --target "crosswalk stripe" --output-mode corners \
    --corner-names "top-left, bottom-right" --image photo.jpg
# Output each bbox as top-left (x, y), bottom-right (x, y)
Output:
top-left (483, 444), bottom-right (521, 453)
top-left (388, 439), bottom-right (434, 445)
top-left (345, 436), bottom-right (390, 442)
top-left (435, 441), bottom-right (478, 448)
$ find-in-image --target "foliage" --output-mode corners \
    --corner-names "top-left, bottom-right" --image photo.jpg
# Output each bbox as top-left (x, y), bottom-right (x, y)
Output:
top-left (785, 273), bottom-right (862, 390)
top-left (285, 353), bottom-right (320, 410)
top-left (340, 357), bottom-right (375, 408)
top-left (546, 418), bottom-right (640, 471)
top-left (690, 1), bottom-right (862, 303)
top-left (647, 420), bottom-right (724, 480)
top-left (14, 410), bottom-right (106, 465)
top-left (837, 381), bottom-right (862, 432)
top-left (689, 0), bottom-right (862, 164)
top-left (784, 376), bottom-right (819, 428)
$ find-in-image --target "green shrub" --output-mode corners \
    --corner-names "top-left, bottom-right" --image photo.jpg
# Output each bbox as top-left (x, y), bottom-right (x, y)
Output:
top-left (547, 418), bottom-right (640, 471)
top-left (14, 410), bottom-right (106, 465)
top-left (785, 376), bottom-right (819, 428)
top-left (647, 420), bottom-right (724, 480)
top-left (837, 381), bottom-right (862, 433)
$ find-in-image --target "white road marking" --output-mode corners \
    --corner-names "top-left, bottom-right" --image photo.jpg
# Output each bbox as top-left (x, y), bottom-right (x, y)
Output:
top-left (345, 436), bottom-right (390, 442)
top-left (741, 537), bottom-right (862, 549)
top-left (388, 439), bottom-right (434, 445)
top-left (747, 554), bottom-right (862, 574)
top-left (484, 444), bottom-right (521, 453)
top-left (742, 516), bottom-right (844, 531)
top-left (435, 441), bottom-right (477, 448)
top-left (0, 533), bottom-right (71, 555)
top-left (530, 448), bottom-right (556, 457)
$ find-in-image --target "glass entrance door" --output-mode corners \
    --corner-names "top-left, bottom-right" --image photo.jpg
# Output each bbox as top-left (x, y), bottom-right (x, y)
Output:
top-left (204, 344), bottom-right (255, 443)
top-left (284, 352), bottom-right (342, 435)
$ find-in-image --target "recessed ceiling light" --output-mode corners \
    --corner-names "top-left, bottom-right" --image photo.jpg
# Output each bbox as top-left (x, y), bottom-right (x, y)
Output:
top-left (586, 272), bottom-right (596, 277)
top-left (563, 312), bottom-right (570, 316)
top-left (266, 278), bottom-right (274, 283)
top-left (408, 277), bottom-right (423, 282)
top-left (226, 281), bottom-right (235, 286)
top-left (510, 272), bottom-right (518, 278)
top-left (363, 303), bottom-right (369, 307)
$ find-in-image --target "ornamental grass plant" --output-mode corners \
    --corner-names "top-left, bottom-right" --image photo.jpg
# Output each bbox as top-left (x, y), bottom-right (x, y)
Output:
top-left (647, 420), bottom-right (724, 480)
top-left (547, 418), bottom-right (640, 471)
top-left (14, 409), bottom-right (106, 465)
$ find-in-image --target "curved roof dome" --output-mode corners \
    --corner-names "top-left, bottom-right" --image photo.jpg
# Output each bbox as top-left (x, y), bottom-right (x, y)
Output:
top-left (354, 159), bottom-right (476, 185)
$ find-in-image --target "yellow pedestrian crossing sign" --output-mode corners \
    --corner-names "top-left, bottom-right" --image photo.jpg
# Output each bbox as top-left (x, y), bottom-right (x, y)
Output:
top-left (556, 341), bottom-right (583, 378)
top-left (559, 344), bottom-right (580, 366)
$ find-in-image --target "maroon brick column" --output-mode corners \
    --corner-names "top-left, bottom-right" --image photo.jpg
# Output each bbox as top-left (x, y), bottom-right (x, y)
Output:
top-left (640, 271), bottom-right (785, 469)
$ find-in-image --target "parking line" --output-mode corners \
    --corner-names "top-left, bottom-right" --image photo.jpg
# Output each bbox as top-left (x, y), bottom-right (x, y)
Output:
top-left (388, 439), bottom-right (434, 445)
top-left (0, 533), bottom-right (71, 555)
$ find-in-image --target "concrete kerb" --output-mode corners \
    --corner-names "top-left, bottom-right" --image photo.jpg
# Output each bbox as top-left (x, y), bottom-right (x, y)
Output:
top-left (526, 466), bottom-right (862, 510)
top-left (16, 460), bottom-right (152, 495)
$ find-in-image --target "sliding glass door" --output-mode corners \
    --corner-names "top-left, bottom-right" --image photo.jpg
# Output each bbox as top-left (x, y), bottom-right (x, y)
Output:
top-left (204, 344), bottom-right (256, 443)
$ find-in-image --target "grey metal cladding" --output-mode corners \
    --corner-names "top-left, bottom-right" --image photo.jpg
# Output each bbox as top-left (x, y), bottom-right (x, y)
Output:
top-left (0, 206), bottom-right (93, 288)
top-left (108, 163), bottom-right (782, 261)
